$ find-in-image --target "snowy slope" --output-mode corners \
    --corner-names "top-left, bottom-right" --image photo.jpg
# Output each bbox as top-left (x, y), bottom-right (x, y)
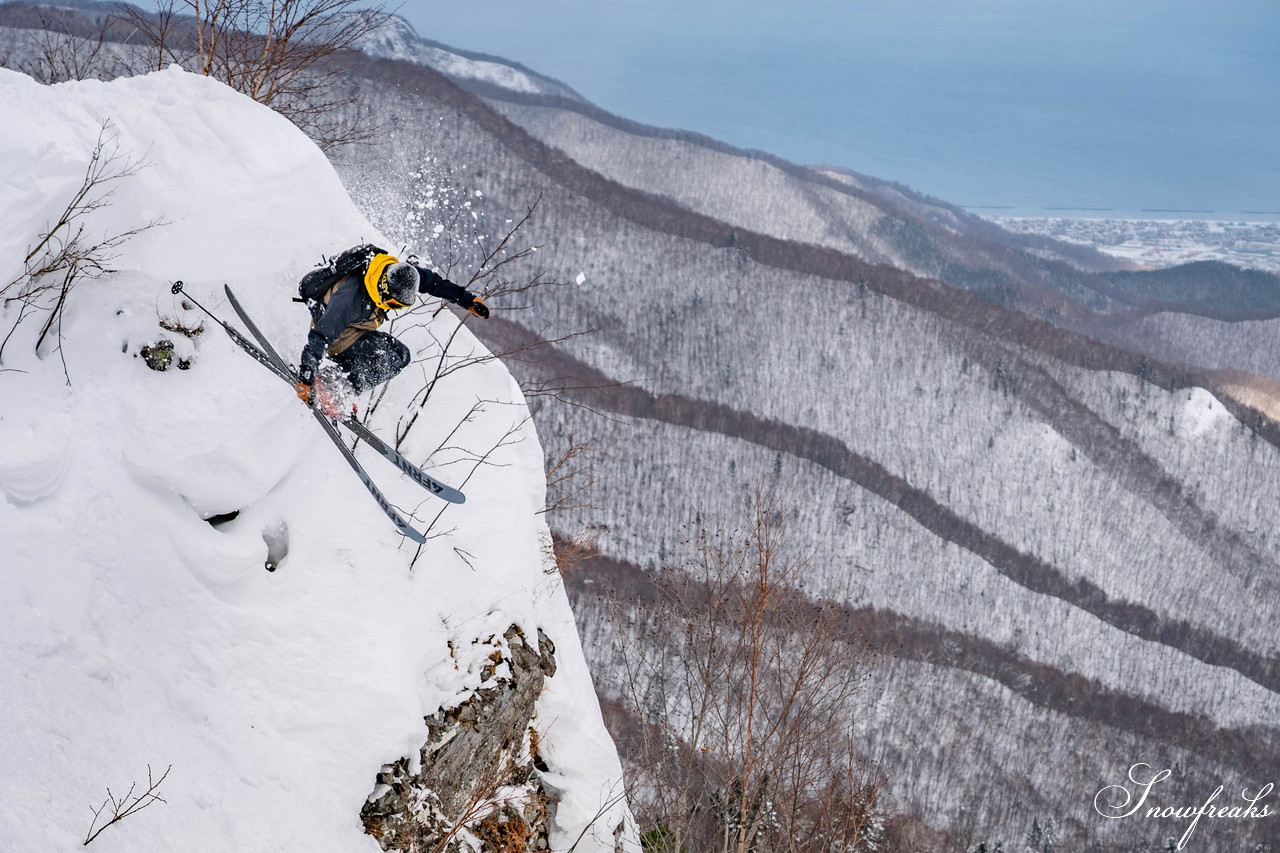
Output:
top-left (0, 67), bottom-right (629, 852)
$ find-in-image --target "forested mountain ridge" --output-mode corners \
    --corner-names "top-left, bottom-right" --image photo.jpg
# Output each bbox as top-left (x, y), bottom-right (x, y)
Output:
top-left (354, 16), bottom-right (1280, 388)
top-left (327, 54), bottom-right (1280, 849)
top-left (456, 40), bottom-right (1280, 387)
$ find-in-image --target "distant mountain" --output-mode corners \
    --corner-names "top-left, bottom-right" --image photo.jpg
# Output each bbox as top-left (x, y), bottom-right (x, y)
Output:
top-left (354, 14), bottom-right (588, 104)
top-left (1098, 260), bottom-right (1280, 318)
top-left (449, 65), bottom-right (1280, 390)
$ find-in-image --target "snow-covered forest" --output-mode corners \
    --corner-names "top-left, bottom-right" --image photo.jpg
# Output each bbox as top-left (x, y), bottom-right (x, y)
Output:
top-left (329, 37), bottom-right (1280, 851)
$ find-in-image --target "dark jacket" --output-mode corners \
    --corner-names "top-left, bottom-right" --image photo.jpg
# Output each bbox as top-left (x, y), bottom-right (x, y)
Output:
top-left (297, 264), bottom-right (474, 384)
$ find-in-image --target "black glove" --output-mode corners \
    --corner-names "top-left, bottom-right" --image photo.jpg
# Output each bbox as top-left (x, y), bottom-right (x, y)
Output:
top-left (463, 294), bottom-right (489, 319)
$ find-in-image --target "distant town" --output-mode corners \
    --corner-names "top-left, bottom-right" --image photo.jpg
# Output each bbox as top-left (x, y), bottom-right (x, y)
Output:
top-left (989, 217), bottom-right (1280, 272)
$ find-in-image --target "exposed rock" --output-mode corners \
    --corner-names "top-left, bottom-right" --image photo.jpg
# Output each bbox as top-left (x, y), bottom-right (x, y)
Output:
top-left (362, 625), bottom-right (559, 853)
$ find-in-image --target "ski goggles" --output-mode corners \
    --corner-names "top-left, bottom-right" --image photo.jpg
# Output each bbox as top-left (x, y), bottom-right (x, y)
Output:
top-left (378, 275), bottom-right (412, 310)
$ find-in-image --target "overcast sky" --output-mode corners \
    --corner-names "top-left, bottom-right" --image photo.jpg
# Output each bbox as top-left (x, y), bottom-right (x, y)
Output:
top-left (391, 0), bottom-right (1279, 216)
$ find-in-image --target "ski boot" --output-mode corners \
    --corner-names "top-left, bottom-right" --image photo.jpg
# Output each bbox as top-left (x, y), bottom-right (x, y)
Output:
top-left (313, 365), bottom-right (358, 420)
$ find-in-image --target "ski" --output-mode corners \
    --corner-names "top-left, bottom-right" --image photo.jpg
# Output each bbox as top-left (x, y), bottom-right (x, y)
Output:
top-left (341, 416), bottom-right (463, 502)
top-left (220, 286), bottom-right (430, 543)
top-left (306, 401), bottom-right (429, 544)
top-left (218, 285), bottom-right (464, 505)
top-left (224, 324), bottom-right (464, 504)
top-left (172, 280), bottom-right (429, 544)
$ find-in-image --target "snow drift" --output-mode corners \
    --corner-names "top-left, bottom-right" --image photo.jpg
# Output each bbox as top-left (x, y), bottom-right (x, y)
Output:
top-left (0, 66), bottom-right (629, 852)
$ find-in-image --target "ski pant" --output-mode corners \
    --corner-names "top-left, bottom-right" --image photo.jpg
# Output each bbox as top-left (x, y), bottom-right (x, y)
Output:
top-left (330, 330), bottom-right (410, 394)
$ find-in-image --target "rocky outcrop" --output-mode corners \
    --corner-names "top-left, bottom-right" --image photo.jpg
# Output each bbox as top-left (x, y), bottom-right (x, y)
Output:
top-left (362, 625), bottom-right (559, 853)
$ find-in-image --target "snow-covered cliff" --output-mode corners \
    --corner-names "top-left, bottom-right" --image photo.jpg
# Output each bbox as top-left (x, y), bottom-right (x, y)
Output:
top-left (0, 67), bottom-right (631, 852)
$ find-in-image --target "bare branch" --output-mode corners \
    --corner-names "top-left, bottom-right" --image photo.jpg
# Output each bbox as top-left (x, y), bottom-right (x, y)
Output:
top-left (540, 434), bottom-right (603, 517)
top-left (409, 413), bottom-right (529, 568)
top-left (16, 9), bottom-right (113, 83)
top-left (1, 122), bottom-right (165, 371)
top-left (83, 764), bottom-right (172, 846)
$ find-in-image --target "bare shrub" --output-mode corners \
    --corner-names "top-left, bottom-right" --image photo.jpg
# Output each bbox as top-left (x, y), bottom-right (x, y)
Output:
top-left (547, 523), bottom-right (605, 576)
top-left (1, 121), bottom-right (164, 377)
top-left (608, 487), bottom-right (889, 853)
top-left (379, 199), bottom-right (605, 443)
top-left (542, 434), bottom-right (600, 516)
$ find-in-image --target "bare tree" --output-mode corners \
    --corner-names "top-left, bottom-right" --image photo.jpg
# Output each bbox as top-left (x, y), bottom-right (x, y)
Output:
top-left (117, 0), bottom-right (391, 148)
top-left (357, 199), bottom-right (590, 449)
top-left (15, 9), bottom-right (112, 83)
top-left (608, 487), bottom-right (889, 853)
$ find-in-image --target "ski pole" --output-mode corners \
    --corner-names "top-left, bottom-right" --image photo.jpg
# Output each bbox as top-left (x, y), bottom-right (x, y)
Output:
top-left (170, 281), bottom-right (231, 331)
top-left (170, 281), bottom-right (295, 386)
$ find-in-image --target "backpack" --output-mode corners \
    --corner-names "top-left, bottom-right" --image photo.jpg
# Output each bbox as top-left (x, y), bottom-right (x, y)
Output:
top-left (296, 243), bottom-right (388, 304)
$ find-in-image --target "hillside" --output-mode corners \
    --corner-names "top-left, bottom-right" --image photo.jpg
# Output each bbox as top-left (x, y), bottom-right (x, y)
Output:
top-left (464, 61), bottom-right (1280, 389)
top-left (0, 67), bottom-right (631, 852)
top-left (326, 52), bottom-right (1280, 850)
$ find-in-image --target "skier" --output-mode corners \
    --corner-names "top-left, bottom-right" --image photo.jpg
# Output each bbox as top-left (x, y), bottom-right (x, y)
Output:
top-left (293, 244), bottom-right (489, 411)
